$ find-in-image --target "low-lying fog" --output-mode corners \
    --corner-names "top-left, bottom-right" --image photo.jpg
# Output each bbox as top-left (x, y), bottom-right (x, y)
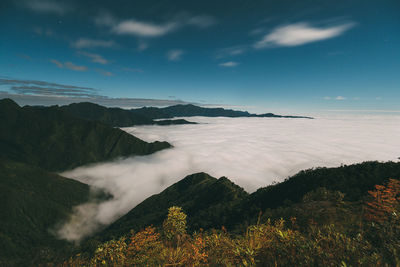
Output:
top-left (57, 115), bottom-right (400, 242)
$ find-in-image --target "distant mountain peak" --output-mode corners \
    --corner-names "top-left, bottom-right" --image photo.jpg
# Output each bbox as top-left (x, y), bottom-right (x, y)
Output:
top-left (0, 98), bottom-right (20, 109)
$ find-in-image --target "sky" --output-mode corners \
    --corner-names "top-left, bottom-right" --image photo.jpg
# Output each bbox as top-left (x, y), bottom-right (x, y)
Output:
top-left (0, 0), bottom-right (399, 114)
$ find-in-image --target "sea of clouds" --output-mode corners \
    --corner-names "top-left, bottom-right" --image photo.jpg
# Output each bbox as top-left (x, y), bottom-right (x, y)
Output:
top-left (56, 115), bottom-right (400, 242)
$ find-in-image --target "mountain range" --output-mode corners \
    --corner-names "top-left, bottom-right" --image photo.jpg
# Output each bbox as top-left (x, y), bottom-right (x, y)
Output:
top-left (1, 97), bottom-right (398, 266)
top-left (0, 99), bottom-right (171, 171)
top-left (132, 104), bottom-right (313, 119)
top-left (92, 161), bottom-right (400, 243)
top-left (59, 102), bottom-right (197, 127)
top-left (58, 102), bottom-right (313, 127)
top-left (0, 98), bottom-right (171, 265)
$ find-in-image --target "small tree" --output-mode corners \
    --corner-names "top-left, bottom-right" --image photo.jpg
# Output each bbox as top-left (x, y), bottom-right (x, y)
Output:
top-left (365, 178), bottom-right (400, 223)
top-left (163, 206), bottom-right (187, 244)
top-left (364, 178), bottom-right (400, 265)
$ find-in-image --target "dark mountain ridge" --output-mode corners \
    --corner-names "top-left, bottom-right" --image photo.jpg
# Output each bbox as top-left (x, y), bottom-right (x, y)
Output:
top-left (59, 102), bottom-right (196, 127)
top-left (0, 98), bottom-right (172, 266)
top-left (132, 103), bottom-right (313, 119)
top-left (0, 99), bottom-right (171, 171)
top-left (99, 172), bottom-right (248, 241)
top-left (96, 161), bottom-right (400, 242)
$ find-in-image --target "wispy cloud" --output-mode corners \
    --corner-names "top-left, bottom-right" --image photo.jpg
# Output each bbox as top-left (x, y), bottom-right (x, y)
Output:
top-left (10, 86), bottom-right (97, 97)
top-left (64, 62), bottom-right (87, 71)
top-left (96, 69), bottom-right (114, 77)
top-left (22, 0), bottom-right (72, 15)
top-left (216, 45), bottom-right (247, 59)
top-left (219, 61), bottom-right (239, 67)
top-left (50, 60), bottom-right (88, 71)
top-left (50, 59), bottom-right (64, 68)
top-left (0, 78), bottom-right (98, 98)
top-left (0, 78), bottom-right (95, 90)
top-left (94, 12), bottom-right (117, 27)
top-left (33, 26), bottom-right (54, 37)
top-left (323, 96), bottom-right (348, 101)
top-left (186, 15), bottom-right (217, 28)
top-left (137, 41), bottom-right (149, 51)
top-left (112, 20), bottom-right (178, 37)
top-left (96, 12), bottom-right (216, 38)
top-left (78, 51), bottom-right (108, 65)
top-left (17, 54), bottom-right (32, 61)
top-left (72, 38), bottom-right (117, 49)
top-left (254, 22), bottom-right (355, 49)
top-left (167, 49), bottom-right (184, 61)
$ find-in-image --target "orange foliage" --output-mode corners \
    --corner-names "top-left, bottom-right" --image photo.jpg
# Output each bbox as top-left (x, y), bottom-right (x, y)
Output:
top-left (365, 178), bottom-right (400, 223)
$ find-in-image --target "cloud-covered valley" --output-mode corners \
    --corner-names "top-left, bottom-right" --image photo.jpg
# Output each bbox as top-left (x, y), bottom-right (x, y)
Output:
top-left (56, 115), bottom-right (400, 241)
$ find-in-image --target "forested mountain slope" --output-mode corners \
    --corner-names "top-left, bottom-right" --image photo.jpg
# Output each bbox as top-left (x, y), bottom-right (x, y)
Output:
top-left (0, 99), bottom-right (171, 171)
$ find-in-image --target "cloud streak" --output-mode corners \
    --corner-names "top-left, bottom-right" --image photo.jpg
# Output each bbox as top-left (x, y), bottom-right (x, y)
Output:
top-left (216, 46), bottom-right (247, 58)
top-left (78, 51), bottom-right (109, 65)
top-left (96, 12), bottom-right (216, 38)
top-left (10, 86), bottom-right (98, 97)
top-left (56, 115), bottom-right (400, 241)
top-left (0, 78), bottom-right (99, 98)
top-left (167, 49), bottom-right (184, 61)
top-left (22, 0), bottom-right (72, 15)
top-left (113, 20), bottom-right (178, 37)
top-left (95, 69), bottom-right (114, 77)
top-left (50, 60), bottom-right (88, 71)
top-left (254, 22), bottom-right (354, 48)
top-left (72, 38), bottom-right (117, 49)
top-left (0, 78), bottom-right (95, 91)
top-left (219, 61), bottom-right (239, 67)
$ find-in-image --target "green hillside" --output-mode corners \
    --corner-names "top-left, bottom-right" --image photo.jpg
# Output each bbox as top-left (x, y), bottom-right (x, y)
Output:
top-left (68, 161), bottom-right (400, 266)
top-left (235, 161), bottom-right (400, 227)
top-left (0, 99), bottom-right (171, 171)
top-left (0, 98), bottom-right (172, 266)
top-left (99, 172), bottom-right (248, 241)
top-left (0, 160), bottom-right (92, 266)
top-left (98, 161), bottom-right (400, 239)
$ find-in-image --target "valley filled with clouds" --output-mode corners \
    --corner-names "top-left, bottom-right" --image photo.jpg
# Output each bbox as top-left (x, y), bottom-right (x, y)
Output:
top-left (57, 115), bottom-right (400, 241)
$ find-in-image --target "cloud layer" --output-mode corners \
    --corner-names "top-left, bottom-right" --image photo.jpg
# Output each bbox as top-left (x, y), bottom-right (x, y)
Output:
top-left (56, 115), bottom-right (400, 241)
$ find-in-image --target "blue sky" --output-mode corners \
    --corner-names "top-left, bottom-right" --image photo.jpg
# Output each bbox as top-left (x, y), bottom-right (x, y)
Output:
top-left (0, 0), bottom-right (399, 114)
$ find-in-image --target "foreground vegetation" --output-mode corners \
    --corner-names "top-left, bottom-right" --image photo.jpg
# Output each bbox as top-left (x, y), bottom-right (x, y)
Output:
top-left (60, 177), bottom-right (400, 266)
top-left (1, 160), bottom-right (399, 266)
